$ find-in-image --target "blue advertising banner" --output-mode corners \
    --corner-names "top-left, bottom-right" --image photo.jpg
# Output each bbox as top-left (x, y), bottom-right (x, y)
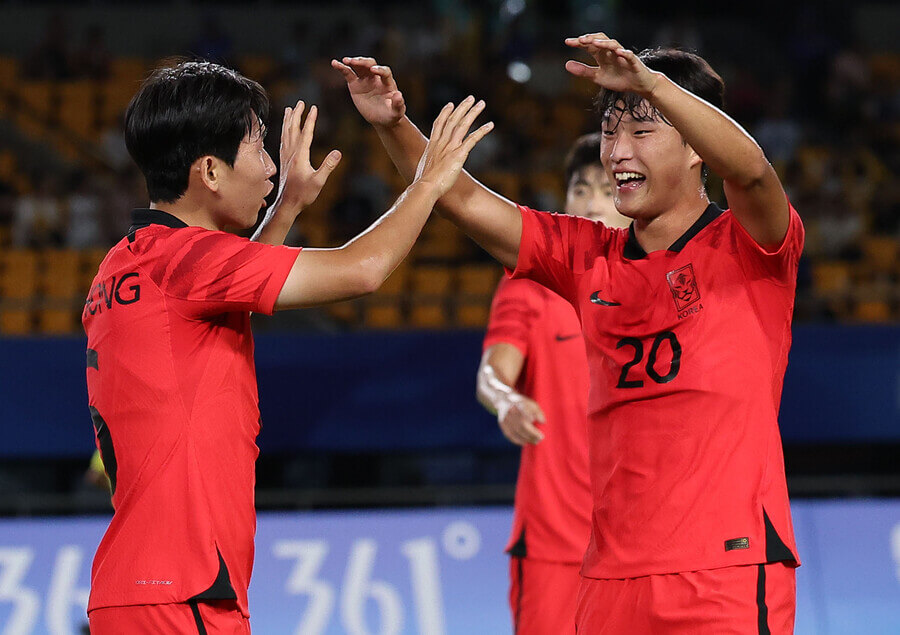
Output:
top-left (1, 501), bottom-right (900, 634)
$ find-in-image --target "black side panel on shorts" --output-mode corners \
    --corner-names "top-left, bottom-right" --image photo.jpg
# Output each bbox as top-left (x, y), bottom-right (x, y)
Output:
top-left (763, 509), bottom-right (795, 563)
top-left (514, 556), bottom-right (524, 634)
top-left (507, 527), bottom-right (527, 557)
top-left (190, 549), bottom-right (238, 601)
top-left (756, 564), bottom-right (770, 634)
top-left (189, 600), bottom-right (209, 635)
top-left (86, 348), bottom-right (99, 370)
top-left (89, 407), bottom-right (116, 495)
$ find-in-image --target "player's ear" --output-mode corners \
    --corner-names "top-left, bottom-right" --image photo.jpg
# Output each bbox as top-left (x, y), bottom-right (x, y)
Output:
top-left (685, 143), bottom-right (703, 171)
top-left (195, 156), bottom-right (221, 193)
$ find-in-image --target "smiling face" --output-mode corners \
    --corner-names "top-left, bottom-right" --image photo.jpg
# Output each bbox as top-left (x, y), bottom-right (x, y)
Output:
top-left (600, 102), bottom-right (703, 221)
top-left (565, 164), bottom-right (630, 228)
top-left (214, 115), bottom-right (276, 229)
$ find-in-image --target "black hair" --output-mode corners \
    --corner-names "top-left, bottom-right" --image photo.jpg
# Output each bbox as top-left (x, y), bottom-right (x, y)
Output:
top-left (595, 48), bottom-right (724, 183)
top-left (564, 133), bottom-right (604, 185)
top-left (124, 60), bottom-right (269, 203)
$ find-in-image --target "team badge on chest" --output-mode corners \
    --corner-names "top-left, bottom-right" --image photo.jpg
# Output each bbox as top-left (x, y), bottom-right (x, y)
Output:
top-left (666, 264), bottom-right (702, 316)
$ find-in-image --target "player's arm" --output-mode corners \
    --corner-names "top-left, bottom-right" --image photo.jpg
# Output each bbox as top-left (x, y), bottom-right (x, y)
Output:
top-left (275, 99), bottom-right (493, 310)
top-left (565, 34), bottom-right (790, 248)
top-left (477, 344), bottom-right (545, 446)
top-left (253, 101), bottom-right (341, 246)
top-left (332, 57), bottom-right (522, 269)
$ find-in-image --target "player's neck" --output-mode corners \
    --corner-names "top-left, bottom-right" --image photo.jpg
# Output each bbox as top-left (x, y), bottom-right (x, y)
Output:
top-left (149, 197), bottom-right (221, 232)
top-left (632, 194), bottom-right (710, 253)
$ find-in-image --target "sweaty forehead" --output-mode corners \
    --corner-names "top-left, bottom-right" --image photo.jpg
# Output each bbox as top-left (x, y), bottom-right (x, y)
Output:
top-left (602, 98), bottom-right (664, 128)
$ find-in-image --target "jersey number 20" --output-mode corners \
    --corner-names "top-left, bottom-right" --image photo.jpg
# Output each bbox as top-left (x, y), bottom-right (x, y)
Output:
top-left (615, 331), bottom-right (682, 388)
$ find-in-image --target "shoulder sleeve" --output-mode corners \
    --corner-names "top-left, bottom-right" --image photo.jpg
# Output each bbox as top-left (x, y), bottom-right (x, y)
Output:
top-left (509, 205), bottom-right (609, 304)
top-left (482, 277), bottom-right (545, 356)
top-left (730, 200), bottom-right (805, 285)
top-left (147, 228), bottom-right (301, 317)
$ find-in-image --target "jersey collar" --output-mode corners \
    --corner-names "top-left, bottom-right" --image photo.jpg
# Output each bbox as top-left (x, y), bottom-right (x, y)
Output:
top-left (623, 203), bottom-right (724, 260)
top-left (127, 208), bottom-right (189, 242)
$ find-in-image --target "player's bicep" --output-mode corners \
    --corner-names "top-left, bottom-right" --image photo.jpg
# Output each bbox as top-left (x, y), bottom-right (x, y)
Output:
top-left (274, 247), bottom-right (377, 310)
top-left (724, 165), bottom-right (790, 250)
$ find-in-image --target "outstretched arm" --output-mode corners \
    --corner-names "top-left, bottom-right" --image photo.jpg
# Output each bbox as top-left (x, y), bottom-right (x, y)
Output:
top-left (565, 34), bottom-right (790, 247)
top-left (274, 99), bottom-right (493, 310)
top-left (477, 344), bottom-right (545, 446)
top-left (332, 57), bottom-right (522, 269)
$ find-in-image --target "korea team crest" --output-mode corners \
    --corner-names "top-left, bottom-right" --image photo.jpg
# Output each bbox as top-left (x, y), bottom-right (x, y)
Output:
top-left (666, 264), bottom-right (701, 315)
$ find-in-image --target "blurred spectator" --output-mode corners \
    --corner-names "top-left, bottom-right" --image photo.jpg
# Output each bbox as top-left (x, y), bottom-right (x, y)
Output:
top-left (754, 78), bottom-right (802, 166)
top-left (24, 13), bottom-right (71, 80)
top-left (72, 25), bottom-right (112, 81)
top-left (13, 175), bottom-right (64, 247)
top-left (65, 171), bottom-right (104, 249)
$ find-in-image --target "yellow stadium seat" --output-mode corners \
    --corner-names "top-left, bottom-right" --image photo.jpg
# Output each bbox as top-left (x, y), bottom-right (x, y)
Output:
top-left (853, 300), bottom-right (891, 323)
top-left (411, 266), bottom-right (453, 295)
top-left (861, 237), bottom-right (898, 274)
top-left (110, 58), bottom-right (147, 85)
top-left (42, 250), bottom-right (83, 299)
top-left (457, 264), bottom-right (501, 296)
top-left (58, 81), bottom-right (97, 139)
top-left (812, 261), bottom-right (851, 296)
top-left (364, 303), bottom-right (404, 329)
top-left (0, 57), bottom-right (18, 87)
top-left (409, 301), bottom-right (447, 329)
top-left (0, 309), bottom-right (33, 335)
top-left (238, 56), bottom-right (274, 82)
top-left (37, 308), bottom-right (76, 334)
top-left (1, 250), bottom-right (39, 299)
top-left (456, 303), bottom-right (490, 327)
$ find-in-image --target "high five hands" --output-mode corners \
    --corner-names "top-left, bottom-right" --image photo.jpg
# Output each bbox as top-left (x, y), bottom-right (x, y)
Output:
top-left (276, 100), bottom-right (342, 212)
top-left (565, 33), bottom-right (659, 98)
top-left (331, 57), bottom-right (406, 128)
top-left (415, 97), bottom-right (494, 198)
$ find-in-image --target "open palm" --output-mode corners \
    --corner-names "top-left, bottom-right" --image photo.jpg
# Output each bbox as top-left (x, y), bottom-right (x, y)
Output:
top-left (564, 33), bottom-right (658, 96)
top-left (332, 57), bottom-right (406, 127)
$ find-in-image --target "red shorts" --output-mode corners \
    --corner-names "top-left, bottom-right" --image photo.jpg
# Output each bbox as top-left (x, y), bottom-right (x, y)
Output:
top-left (89, 599), bottom-right (250, 634)
top-left (575, 562), bottom-right (796, 634)
top-left (509, 556), bottom-right (581, 634)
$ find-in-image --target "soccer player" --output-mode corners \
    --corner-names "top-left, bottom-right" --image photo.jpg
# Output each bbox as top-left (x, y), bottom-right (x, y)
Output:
top-left (335, 34), bottom-right (802, 633)
top-left (83, 61), bottom-right (492, 633)
top-left (476, 134), bottom-right (628, 634)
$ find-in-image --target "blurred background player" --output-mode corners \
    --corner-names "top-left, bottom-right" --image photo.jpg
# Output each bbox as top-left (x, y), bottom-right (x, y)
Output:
top-left (84, 60), bottom-right (492, 634)
top-left (337, 34), bottom-right (802, 632)
top-left (476, 133), bottom-right (628, 634)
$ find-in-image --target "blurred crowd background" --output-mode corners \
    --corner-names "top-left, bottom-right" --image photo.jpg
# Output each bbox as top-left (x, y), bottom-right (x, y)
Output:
top-left (0, 0), bottom-right (896, 336)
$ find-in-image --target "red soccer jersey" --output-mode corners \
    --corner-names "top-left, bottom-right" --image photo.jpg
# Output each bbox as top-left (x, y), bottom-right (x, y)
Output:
top-left (511, 202), bottom-right (803, 579)
top-left (483, 277), bottom-right (592, 564)
top-left (82, 209), bottom-right (300, 616)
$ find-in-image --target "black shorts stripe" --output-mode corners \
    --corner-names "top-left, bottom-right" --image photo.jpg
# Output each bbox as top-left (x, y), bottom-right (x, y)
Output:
top-left (757, 564), bottom-right (770, 635)
top-left (89, 407), bottom-right (117, 495)
top-left (189, 600), bottom-right (208, 635)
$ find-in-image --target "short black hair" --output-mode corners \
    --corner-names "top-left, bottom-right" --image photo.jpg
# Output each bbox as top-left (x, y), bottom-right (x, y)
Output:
top-left (564, 133), bottom-right (604, 185)
top-left (595, 48), bottom-right (724, 184)
top-left (595, 48), bottom-right (724, 127)
top-left (124, 60), bottom-right (270, 203)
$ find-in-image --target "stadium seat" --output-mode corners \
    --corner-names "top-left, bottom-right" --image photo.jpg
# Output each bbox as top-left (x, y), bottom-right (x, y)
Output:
top-left (0, 309), bottom-right (32, 335)
top-left (413, 217), bottom-right (465, 261)
top-left (0, 56), bottom-right (17, 88)
top-left (41, 250), bottom-right (83, 300)
top-left (110, 58), bottom-right (147, 85)
top-left (457, 264), bottom-right (501, 296)
top-left (58, 81), bottom-right (97, 139)
top-left (853, 300), bottom-right (891, 323)
top-left (1, 250), bottom-right (39, 299)
top-left (37, 308), bottom-right (75, 334)
top-left (861, 237), bottom-right (898, 275)
top-left (455, 303), bottom-right (490, 327)
top-left (812, 261), bottom-right (851, 297)
top-left (363, 264), bottom-right (409, 329)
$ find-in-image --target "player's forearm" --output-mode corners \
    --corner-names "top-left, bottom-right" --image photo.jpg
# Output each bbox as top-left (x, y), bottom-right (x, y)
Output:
top-left (647, 74), bottom-right (773, 189)
top-left (375, 117), bottom-right (522, 269)
top-left (251, 204), bottom-right (295, 245)
top-left (476, 363), bottom-right (519, 416)
top-left (340, 179), bottom-right (440, 290)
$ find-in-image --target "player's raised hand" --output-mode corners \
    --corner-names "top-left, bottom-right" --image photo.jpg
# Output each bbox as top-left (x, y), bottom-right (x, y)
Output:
top-left (413, 97), bottom-right (493, 198)
top-left (497, 393), bottom-right (546, 446)
top-left (331, 57), bottom-right (406, 127)
top-left (275, 100), bottom-right (342, 212)
top-left (564, 33), bottom-right (659, 97)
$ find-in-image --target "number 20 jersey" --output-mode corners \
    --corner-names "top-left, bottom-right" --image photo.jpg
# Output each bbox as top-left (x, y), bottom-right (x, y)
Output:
top-left (511, 202), bottom-right (803, 580)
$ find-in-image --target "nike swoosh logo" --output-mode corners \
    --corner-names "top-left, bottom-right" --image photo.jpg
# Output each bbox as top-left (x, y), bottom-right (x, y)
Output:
top-left (555, 334), bottom-right (579, 342)
top-left (590, 291), bottom-right (621, 306)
